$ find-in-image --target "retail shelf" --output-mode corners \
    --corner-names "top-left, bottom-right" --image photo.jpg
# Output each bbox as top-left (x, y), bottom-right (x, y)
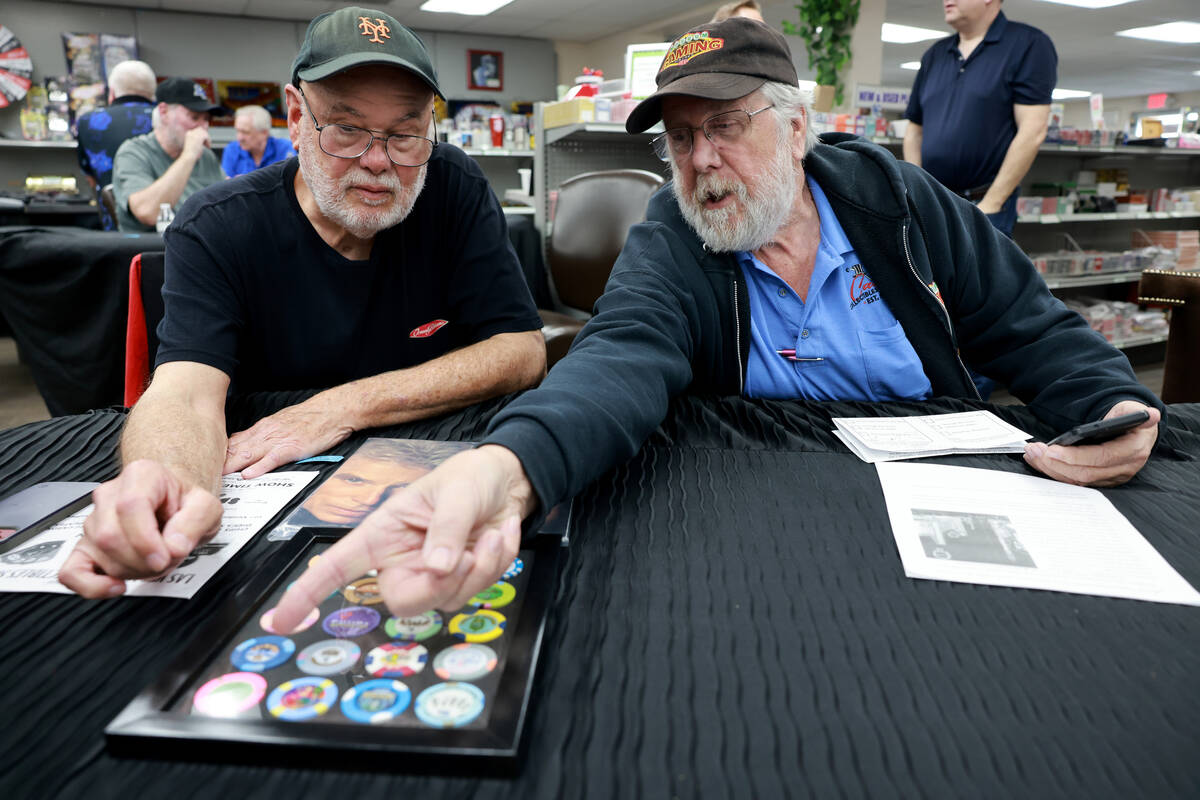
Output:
top-left (1040, 270), bottom-right (1145, 290)
top-left (1112, 332), bottom-right (1169, 350)
top-left (871, 137), bottom-right (1200, 158)
top-left (1018, 210), bottom-right (1200, 225)
top-left (544, 122), bottom-right (658, 147)
top-left (459, 147), bottom-right (534, 158)
top-left (0, 138), bottom-right (76, 150)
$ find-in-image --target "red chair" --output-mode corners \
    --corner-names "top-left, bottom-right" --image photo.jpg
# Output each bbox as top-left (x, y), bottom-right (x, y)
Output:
top-left (123, 252), bottom-right (166, 407)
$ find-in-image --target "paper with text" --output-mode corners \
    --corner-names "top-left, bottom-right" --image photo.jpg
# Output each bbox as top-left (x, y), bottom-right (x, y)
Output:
top-left (834, 410), bottom-right (1031, 462)
top-left (0, 472), bottom-right (316, 598)
top-left (875, 462), bottom-right (1200, 606)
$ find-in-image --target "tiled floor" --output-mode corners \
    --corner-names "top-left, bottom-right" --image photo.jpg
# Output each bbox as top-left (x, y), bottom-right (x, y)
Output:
top-left (0, 335), bottom-right (1167, 431)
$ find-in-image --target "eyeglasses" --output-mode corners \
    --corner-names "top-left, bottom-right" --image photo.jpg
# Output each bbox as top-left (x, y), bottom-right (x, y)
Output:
top-left (298, 86), bottom-right (435, 168)
top-left (651, 104), bottom-right (775, 162)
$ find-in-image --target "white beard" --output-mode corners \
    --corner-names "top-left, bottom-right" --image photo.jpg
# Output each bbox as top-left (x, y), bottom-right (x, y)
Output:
top-left (298, 134), bottom-right (425, 240)
top-left (671, 127), bottom-right (799, 253)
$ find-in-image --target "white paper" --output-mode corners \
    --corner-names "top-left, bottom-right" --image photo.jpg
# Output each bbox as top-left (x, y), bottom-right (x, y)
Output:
top-left (833, 410), bottom-right (1031, 463)
top-left (875, 461), bottom-right (1200, 606)
top-left (0, 472), bottom-right (316, 598)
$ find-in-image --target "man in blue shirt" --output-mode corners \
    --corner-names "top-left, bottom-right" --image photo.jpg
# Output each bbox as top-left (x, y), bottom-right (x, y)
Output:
top-left (221, 104), bottom-right (296, 177)
top-left (903, 0), bottom-right (1056, 237)
top-left (75, 60), bottom-right (156, 230)
top-left (269, 18), bottom-right (1162, 632)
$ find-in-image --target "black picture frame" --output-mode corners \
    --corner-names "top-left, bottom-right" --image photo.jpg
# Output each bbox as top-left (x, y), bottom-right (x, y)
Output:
top-left (106, 528), bottom-right (562, 775)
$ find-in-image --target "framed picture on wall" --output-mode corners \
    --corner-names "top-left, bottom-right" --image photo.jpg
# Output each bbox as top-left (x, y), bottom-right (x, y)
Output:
top-left (467, 50), bottom-right (502, 92)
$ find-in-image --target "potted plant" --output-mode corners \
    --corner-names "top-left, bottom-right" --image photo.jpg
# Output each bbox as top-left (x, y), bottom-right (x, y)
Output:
top-left (782, 0), bottom-right (861, 112)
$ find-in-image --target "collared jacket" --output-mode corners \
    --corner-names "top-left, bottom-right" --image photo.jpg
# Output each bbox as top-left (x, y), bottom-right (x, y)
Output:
top-left (486, 133), bottom-right (1163, 511)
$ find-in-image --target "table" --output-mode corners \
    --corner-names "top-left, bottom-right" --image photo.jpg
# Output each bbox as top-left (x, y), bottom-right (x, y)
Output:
top-left (2, 395), bottom-right (1199, 799)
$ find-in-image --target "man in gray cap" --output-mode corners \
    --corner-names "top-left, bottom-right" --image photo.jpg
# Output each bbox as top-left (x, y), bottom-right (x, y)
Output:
top-left (60, 7), bottom-right (545, 599)
top-left (263, 17), bottom-right (1164, 631)
top-left (111, 76), bottom-right (226, 231)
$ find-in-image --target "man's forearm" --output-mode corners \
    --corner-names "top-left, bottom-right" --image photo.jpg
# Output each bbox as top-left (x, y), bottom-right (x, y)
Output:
top-left (981, 125), bottom-right (1046, 210)
top-left (128, 154), bottom-right (200, 226)
top-left (325, 330), bottom-right (546, 432)
top-left (903, 123), bottom-right (923, 166)
top-left (120, 392), bottom-right (228, 494)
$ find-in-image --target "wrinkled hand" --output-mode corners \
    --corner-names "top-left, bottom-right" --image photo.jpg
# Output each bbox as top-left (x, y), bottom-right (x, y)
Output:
top-left (224, 391), bottom-right (356, 479)
top-left (58, 459), bottom-right (222, 598)
top-left (182, 126), bottom-right (211, 161)
top-left (271, 445), bottom-right (531, 631)
top-left (1024, 401), bottom-right (1161, 487)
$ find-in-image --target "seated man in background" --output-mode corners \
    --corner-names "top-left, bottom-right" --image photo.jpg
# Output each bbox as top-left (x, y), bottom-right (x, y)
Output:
top-left (270, 18), bottom-right (1164, 631)
top-left (222, 104), bottom-right (296, 177)
top-left (111, 76), bottom-right (225, 231)
top-left (59, 6), bottom-right (545, 599)
top-left (75, 59), bottom-right (157, 230)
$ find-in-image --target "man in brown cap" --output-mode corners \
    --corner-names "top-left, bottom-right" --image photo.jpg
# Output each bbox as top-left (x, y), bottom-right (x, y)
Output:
top-left (270, 17), bottom-right (1161, 629)
top-left (60, 7), bottom-right (544, 599)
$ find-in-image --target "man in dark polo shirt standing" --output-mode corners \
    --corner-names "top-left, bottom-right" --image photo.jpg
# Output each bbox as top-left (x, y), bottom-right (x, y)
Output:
top-left (902, 0), bottom-right (1056, 237)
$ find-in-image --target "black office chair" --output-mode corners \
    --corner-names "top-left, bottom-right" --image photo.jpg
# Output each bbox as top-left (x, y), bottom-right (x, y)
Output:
top-left (1138, 268), bottom-right (1200, 403)
top-left (538, 169), bottom-right (665, 366)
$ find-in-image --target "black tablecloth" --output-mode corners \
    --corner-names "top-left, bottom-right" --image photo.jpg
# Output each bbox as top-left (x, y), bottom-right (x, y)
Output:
top-left (2, 396), bottom-right (1199, 799)
top-left (0, 226), bottom-right (163, 416)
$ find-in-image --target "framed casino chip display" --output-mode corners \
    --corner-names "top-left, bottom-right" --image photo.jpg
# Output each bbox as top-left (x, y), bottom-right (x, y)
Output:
top-left (106, 528), bottom-right (563, 773)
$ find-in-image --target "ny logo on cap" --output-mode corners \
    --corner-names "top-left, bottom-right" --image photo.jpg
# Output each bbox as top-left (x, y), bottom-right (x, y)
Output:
top-left (193, 83), bottom-right (209, 100)
top-left (357, 16), bottom-right (391, 44)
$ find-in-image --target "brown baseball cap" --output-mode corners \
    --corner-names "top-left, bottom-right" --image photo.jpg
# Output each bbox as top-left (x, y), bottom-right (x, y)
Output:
top-left (625, 17), bottom-right (798, 134)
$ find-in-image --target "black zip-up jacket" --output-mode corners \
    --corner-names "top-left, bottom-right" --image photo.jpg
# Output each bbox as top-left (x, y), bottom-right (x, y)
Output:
top-left (486, 133), bottom-right (1163, 511)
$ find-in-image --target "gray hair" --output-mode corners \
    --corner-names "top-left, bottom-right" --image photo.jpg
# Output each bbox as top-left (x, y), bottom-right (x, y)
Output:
top-left (108, 60), bottom-right (156, 99)
top-left (234, 104), bottom-right (272, 131)
top-left (759, 80), bottom-right (819, 155)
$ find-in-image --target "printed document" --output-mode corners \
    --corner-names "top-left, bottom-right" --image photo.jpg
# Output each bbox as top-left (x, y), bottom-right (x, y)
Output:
top-left (0, 472), bottom-right (316, 599)
top-left (875, 461), bottom-right (1200, 606)
top-left (834, 410), bottom-right (1031, 463)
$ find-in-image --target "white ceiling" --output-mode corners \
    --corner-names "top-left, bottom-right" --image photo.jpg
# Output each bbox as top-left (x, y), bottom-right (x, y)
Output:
top-left (54, 0), bottom-right (1200, 98)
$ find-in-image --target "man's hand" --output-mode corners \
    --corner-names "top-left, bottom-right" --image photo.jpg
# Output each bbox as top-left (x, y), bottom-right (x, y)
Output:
top-left (271, 445), bottom-right (533, 632)
top-left (181, 126), bottom-right (211, 162)
top-left (1023, 401), bottom-right (1161, 487)
top-left (977, 198), bottom-right (1003, 216)
top-left (224, 390), bottom-right (356, 479)
top-left (58, 460), bottom-right (222, 598)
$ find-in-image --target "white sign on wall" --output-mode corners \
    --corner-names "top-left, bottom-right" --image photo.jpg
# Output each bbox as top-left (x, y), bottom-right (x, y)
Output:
top-left (853, 84), bottom-right (910, 111)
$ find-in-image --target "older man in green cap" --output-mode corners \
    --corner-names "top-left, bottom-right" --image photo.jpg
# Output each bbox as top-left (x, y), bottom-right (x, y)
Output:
top-left (60, 7), bottom-right (545, 599)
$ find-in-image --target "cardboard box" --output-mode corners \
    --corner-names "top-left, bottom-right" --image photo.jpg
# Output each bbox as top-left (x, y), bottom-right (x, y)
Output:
top-left (543, 98), bottom-right (595, 129)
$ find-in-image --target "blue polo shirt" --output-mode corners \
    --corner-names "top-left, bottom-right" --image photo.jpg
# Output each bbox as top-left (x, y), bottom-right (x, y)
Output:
top-left (221, 135), bottom-right (296, 178)
top-left (904, 12), bottom-right (1056, 192)
top-left (738, 177), bottom-right (932, 402)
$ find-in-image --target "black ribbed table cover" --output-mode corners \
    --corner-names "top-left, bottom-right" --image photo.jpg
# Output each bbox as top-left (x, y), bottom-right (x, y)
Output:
top-left (2, 396), bottom-right (1198, 799)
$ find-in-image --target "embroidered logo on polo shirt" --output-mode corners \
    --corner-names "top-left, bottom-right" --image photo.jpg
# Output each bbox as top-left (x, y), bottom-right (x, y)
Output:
top-left (661, 32), bottom-right (725, 71)
top-left (357, 17), bottom-right (391, 44)
top-left (410, 319), bottom-right (448, 338)
top-left (846, 263), bottom-right (880, 310)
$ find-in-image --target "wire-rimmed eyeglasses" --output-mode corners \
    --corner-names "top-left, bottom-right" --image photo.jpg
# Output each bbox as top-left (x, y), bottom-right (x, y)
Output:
top-left (651, 104), bottom-right (775, 162)
top-left (297, 86), bottom-right (435, 168)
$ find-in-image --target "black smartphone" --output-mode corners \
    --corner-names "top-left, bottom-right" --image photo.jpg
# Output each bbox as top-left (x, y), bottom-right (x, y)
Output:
top-left (0, 481), bottom-right (98, 551)
top-left (1047, 410), bottom-right (1152, 447)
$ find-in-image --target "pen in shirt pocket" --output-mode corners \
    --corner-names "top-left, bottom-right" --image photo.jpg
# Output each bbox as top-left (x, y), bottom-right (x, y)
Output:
top-left (776, 349), bottom-right (825, 362)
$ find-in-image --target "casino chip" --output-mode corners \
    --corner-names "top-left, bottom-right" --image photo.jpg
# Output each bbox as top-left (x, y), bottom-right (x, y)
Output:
top-left (342, 577), bottom-right (384, 605)
top-left (384, 610), bottom-right (443, 641)
top-left (230, 635), bottom-right (295, 672)
top-left (448, 609), bottom-right (506, 643)
top-left (469, 581), bottom-right (516, 609)
top-left (267, 677), bottom-right (338, 721)
top-left (259, 606), bottom-right (319, 634)
top-left (364, 642), bottom-right (427, 677)
top-left (322, 606), bottom-right (381, 637)
top-left (340, 679), bottom-right (411, 724)
top-left (414, 682), bottom-right (486, 728)
top-left (297, 639), bottom-right (361, 676)
top-left (433, 643), bottom-right (498, 681)
top-left (502, 557), bottom-right (524, 580)
top-left (192, 672), bottom-right (267, 717)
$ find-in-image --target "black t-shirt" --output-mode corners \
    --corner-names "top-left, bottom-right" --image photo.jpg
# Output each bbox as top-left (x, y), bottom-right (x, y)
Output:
top-left (158, 147), bottom-right (542, 394)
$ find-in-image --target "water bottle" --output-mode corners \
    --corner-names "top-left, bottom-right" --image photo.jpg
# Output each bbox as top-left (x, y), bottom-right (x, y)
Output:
top-left (155, 203), bottom-right (174, 233)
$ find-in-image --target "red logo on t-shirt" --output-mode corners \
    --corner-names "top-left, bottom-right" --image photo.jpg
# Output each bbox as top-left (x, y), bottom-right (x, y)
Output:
top-left (410, 319), bottom-right (449, 338)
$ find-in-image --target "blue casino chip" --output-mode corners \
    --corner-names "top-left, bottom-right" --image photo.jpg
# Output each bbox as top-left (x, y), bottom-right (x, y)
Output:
top-left (340, 679), bottom-right (412, 724)
top-left (230, 635), bottom-right (295, 672)
top-left (414, 682), bottom-right (486, 728)
top-left (502, 557), bottom-right (524, 580)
